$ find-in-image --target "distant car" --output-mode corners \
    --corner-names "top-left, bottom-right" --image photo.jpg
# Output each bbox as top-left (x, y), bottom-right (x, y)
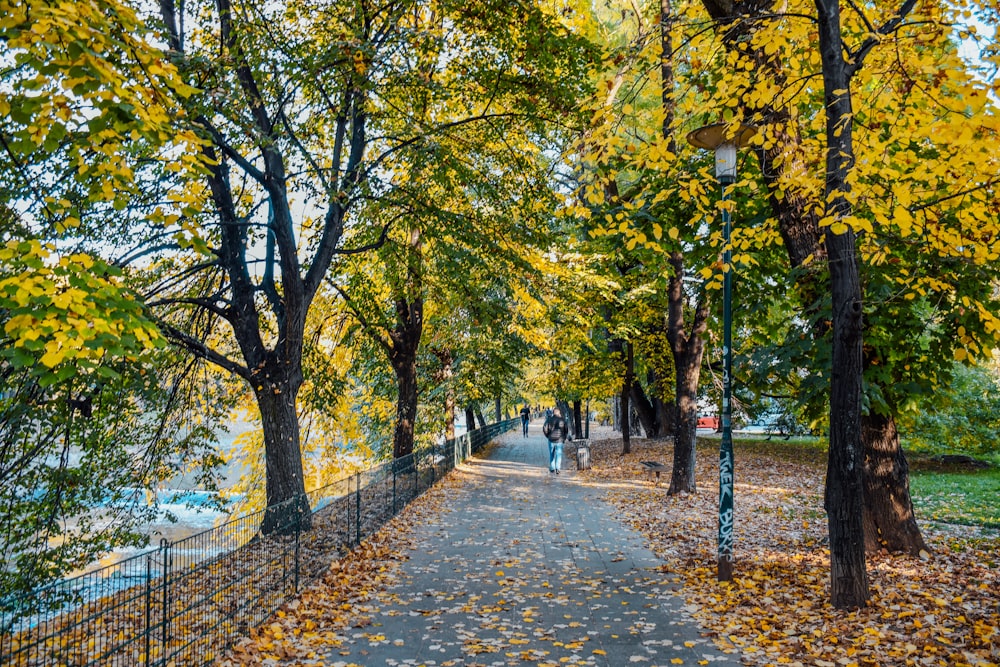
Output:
top-left (697, 415), bottom-right (719, 429)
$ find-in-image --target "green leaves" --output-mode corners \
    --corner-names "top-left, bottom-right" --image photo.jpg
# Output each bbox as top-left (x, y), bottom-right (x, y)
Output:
top-left (0, 240), bottom-right (163, 386)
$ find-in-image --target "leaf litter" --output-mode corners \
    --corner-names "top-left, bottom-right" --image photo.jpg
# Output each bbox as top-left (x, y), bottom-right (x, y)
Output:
top-left (216, 437), bottom-right (997, 667)
top-left (581, 437), bottom-right (998, 667)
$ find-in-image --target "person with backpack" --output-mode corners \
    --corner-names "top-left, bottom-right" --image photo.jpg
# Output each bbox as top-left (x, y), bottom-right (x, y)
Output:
top-left (542, 407), bottom-right (569, 474)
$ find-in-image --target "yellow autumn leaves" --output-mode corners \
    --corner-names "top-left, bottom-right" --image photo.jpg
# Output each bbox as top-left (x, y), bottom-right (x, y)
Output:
top-left (0, 240), bottom-right (162, 376)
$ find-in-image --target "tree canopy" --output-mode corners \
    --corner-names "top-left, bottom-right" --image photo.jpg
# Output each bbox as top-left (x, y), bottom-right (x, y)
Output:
top-left (1, 0), bottom-right (998, 609)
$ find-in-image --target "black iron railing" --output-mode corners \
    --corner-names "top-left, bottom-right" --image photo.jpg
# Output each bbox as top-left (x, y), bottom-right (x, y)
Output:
top-left (0, 419), bottom-right (517, 666)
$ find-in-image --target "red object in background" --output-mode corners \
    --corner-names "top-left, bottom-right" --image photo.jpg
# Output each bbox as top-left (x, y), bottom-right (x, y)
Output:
top-left (697, 416), bottom-right (719, 429)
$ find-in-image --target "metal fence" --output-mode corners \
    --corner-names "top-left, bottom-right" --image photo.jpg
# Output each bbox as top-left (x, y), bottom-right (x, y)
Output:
top-left (0, 419), bottom-right (517, 666)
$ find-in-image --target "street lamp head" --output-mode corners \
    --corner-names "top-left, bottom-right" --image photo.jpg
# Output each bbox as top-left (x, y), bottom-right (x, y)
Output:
top-left (686, 122), bottom-right (756, 185)
top-left (715, 143), bottom-right (737, 185)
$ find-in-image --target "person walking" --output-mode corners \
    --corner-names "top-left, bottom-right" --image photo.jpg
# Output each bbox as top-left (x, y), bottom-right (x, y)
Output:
top-left (520, 405), bottom-right (531, 437)
top-left (542, 407), bottom-right (569, 474)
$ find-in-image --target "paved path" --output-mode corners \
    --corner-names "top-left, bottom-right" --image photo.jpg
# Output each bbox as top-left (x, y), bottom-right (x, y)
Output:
top-left (325, 426), bottom-right (743, 667)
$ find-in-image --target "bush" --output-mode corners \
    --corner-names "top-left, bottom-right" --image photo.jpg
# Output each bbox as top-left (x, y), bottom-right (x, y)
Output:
top-left (899, 362), bottom-right (1000, 459)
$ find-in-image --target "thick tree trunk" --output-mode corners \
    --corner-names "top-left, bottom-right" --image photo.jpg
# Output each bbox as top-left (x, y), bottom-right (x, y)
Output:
top-left (621, 341), bottom-right (634, 454)
top-left (573, 400), bottom-right (582, 438)
top-left (475, 407), bottom-right (486, 429)
top-left (389, 291), bottom-right (422, 461)
top-left (389, 221), bottom-right (424, 460)
top-left (495, 397), bottom-right (502, 423)
top-left (824, 226), bottom-right (868, 608)
top-left (465, 405), bottom-right (476, 431)
top-left (631, 381), bottom-right (661, 438)
top-left (861, 412), bottom-right (927, 554)
top-left (556, 399), bottom-right (574, 438)
top-left (666, 253), bottom-right (709, 494)
top-left (817, 0), bottom-right (868, 608)
top-left (700, 0), bottom-right (925, 559)
top-left (391, 343), bottom-right (419, 460)
top-left (669, 352), bottom-right (700, 494)
top-left (256, 366), bottom-right (309, 534)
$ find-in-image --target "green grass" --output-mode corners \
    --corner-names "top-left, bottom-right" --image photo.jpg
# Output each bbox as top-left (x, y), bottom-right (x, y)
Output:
top-left (699, 434), bottom-right (999, 529)
top-left (909, 467), bottom-right (1000, 528)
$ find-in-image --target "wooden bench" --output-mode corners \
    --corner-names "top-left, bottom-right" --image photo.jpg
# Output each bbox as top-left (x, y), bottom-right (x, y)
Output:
top-left (639, 461), bottom-right (668, 485)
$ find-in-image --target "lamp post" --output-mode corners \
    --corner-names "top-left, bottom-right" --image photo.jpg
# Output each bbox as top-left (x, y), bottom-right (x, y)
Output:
top-left (686, 121), bottom-right (755, 582)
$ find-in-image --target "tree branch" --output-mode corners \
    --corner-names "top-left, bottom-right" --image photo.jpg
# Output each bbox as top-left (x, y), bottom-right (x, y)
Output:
top-left (146, 296), bottom-right (232, 321)
top-left (846, 0), bottom-right (919, 77)
top-left (158, 321), bottom-right (252, 381)
top-left (325, 279), bottom-right (393, 356)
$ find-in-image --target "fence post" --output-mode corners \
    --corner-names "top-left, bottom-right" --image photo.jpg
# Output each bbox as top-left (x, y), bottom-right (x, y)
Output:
top-left (355, 472), bottom-right (362, 546)
top-left (294, 507), bottom-right (301, 593)
top-left (392, 461), bottom-right (397, 515)
top-left (160, 538), bottom-right (171, 667)
top-left (414, 449), bottom-right (420, 494)
top-left (345, 477), bottom-right (352, 548)
top-left (145, 554), bottom-right (152, 666)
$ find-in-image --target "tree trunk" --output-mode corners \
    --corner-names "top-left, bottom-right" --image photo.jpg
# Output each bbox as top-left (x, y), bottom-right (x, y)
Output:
top-left (389, 218), bottom-right (424, 460)
top-left (669, 350), bottom-right (701, 494)
top-left (391, 340), bottom-right (419, 460)
top-left (475, 407), bottom-right (486, 429)
top-left (824, 224), bottom-right (868, 608)
top-left (666, 253), bottom-right (709, 494)
top-left (389, 292), bottom-right (422, 460)
top-left (660, 401), bottom-right (677, 438)
top-left (573, 400), bottom-right (582, 439)
top-left (621, 341), bottom-right (634, 454)
top-left (700, 0), bottom-right (924, 559)
top-left (861, 412), bottom-right (927, 554)
top-left (465, 404), bottom-right (476, 432)
top-left (256, 365), bottom-right (310, 534)
top-left (556, 399), bottom-right (574, 438)
top-left (631, 381), bottom-right (661, 437)
top-left (435, 349), bottom-right (456, 440)
top-left (816, 0), bottom-right (868, 608)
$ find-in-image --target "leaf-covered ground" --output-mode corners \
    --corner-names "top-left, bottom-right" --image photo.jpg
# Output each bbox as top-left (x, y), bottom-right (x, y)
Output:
top-left (582, 437), bottom-right (999, 667)
top-left (216, 436), bottom-right (998, 667)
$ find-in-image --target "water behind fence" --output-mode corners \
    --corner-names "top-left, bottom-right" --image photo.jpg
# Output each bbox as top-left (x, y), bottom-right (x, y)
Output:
top-left (0, 420), bottom-right (516, 666)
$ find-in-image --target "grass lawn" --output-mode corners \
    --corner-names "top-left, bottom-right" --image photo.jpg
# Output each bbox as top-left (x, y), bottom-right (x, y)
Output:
top-left (910, 467), bottom-right (1000, 528)
top-left (730, 433), bottom-right (1000, 530)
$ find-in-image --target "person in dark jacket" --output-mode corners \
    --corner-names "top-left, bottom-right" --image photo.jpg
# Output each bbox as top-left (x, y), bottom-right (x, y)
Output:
top-left (520, 405), bottom-right (531, 437)
top-left (542, 407), bottom-right (568, 474)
